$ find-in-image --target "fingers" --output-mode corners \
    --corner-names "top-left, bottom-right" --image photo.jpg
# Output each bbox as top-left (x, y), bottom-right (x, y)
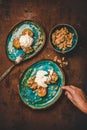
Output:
top-left (62, 85), bottom-right (75, 94)
top-left (62, 85), bottom-right (82, 93)
top-left (65, 91), bottom-right (73, 101)
top-left (62, 85), bottom-right (76, 103)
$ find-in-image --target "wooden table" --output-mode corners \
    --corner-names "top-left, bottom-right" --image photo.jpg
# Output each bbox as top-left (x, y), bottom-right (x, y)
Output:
top-left (0, 0), bottom-right (87, 130)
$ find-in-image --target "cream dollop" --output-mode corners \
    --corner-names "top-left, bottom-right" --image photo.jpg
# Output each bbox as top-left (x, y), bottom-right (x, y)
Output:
top-left (35, 70), bottom-right (52, 88)
top-left (19, 34), bottom-right (33, 48)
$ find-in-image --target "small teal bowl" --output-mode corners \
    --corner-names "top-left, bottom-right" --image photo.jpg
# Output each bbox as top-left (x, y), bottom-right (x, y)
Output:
top-left (49, 24), bottom-right (78, 54)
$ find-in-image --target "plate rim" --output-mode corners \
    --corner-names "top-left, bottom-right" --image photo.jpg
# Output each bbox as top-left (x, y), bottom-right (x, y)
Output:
top-left (18, 59), bottom-right (65, 109)
top-left (6, 20), bottom-right (46, 62)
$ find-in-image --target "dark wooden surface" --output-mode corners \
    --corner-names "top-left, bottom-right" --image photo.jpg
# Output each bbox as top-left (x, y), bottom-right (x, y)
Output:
top-left (0, 0), bottom-right (87, 130)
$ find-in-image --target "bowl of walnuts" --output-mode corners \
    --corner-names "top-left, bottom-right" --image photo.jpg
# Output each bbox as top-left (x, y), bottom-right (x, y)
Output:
top-left (49, 24), bottom-right (78, 54)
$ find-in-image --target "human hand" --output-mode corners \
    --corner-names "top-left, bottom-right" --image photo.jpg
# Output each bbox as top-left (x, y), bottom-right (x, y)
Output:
top-left (62, 85), bottom-right (87, 114)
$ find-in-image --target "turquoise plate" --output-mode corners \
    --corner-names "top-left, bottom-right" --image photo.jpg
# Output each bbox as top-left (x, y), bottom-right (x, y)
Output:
top-left (19, 60), bottom-right (65, 109)
top-left (6, 20), bottom-right (46, 61)
top-left (49, 24), bottom-right (78, 54)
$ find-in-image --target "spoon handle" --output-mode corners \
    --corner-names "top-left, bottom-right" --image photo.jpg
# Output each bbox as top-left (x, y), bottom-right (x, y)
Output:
top-left (0, 64), bottom-right (16, 82)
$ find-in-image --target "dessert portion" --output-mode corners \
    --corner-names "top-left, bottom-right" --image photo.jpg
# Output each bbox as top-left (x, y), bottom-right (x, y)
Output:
top-left (13, 29), bottom-right (34, 53)
top-left (52, 27), bottom-right (74, 51)
top-left (27, 70), bottom-right (58, 97)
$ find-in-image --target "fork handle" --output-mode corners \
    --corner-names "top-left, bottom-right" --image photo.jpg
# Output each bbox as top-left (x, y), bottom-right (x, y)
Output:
top-left (0, 64), bottom-right (16, 82)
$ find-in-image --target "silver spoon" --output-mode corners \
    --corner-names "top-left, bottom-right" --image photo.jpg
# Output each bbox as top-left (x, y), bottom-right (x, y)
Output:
top-left (0, 54), bottom-right (24, 82)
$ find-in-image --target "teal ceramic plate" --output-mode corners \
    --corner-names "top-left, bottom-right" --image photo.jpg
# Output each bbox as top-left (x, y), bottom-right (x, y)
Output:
top-left (19, 60), bottom-right (65, 109)
top-left (49, 24), bottom-right (78, 54)
top-left (6, 20), bottom-right (46, 61)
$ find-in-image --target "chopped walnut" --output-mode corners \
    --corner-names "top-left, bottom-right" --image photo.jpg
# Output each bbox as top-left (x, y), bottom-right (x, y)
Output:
top-left (53, 55), bottom-right (69, 68)
top-left (52, 27), bottom-right (74, 51)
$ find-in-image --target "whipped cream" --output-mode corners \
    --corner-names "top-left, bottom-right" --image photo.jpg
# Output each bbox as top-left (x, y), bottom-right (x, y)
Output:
top-left (35, 70), bottom-right (52, 88)
top-left (19, 34), bottom-right (33, 48)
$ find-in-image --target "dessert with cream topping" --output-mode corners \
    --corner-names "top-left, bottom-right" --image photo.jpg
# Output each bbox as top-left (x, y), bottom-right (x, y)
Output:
top-left (27, 70), bottom-right (58, 97)
top-left (13, 29), bottom-right (34, 53)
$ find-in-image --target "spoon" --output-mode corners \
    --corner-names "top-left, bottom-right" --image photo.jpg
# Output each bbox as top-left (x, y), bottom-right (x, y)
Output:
top-left (0, 54), bottom-right (24, 82)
